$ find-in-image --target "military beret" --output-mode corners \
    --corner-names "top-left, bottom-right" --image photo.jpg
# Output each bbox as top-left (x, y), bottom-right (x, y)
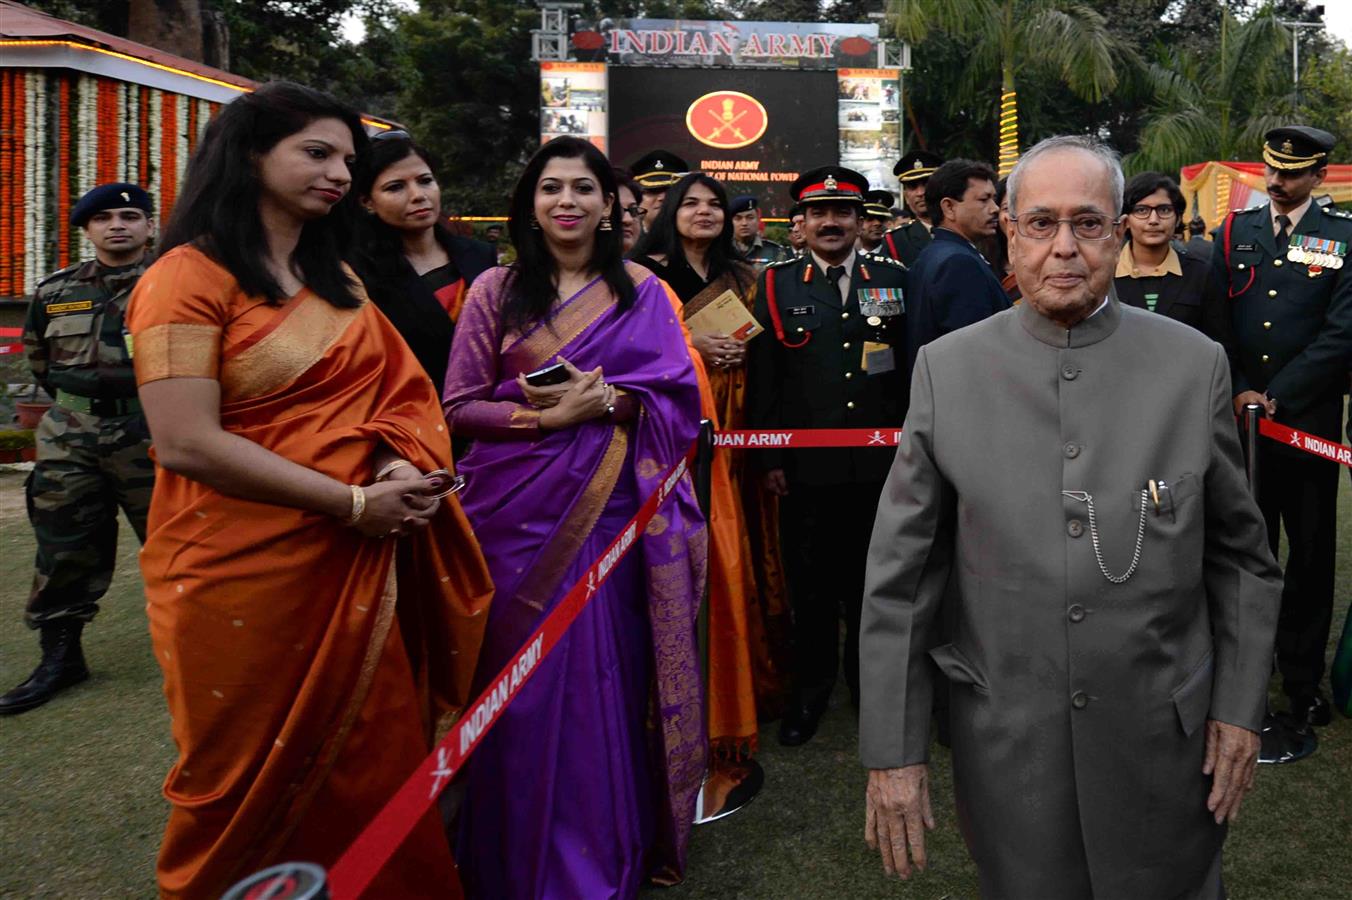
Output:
top-left (1263, 125), bottom-right (1336, 171)
top-left (631, 150), bottom-right (689, 190)
top-left (729, 195), bottom-right (759, 214)
top-left (70, 183), bottom-right (153, 227)
top-left (790, 166), bottom-right (868, 206)
top-left (893, 149), bottom-right (944, 181)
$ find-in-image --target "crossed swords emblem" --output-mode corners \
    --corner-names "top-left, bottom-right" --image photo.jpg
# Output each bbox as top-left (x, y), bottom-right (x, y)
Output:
top-left (706, 99), bottom-right (749, 143)
top-left (867, 431), bottom-right (886, 446)
top-left (1290, 432), bottom-right (1301, 447)
top-left (429, 747), bottom-right (454, 798)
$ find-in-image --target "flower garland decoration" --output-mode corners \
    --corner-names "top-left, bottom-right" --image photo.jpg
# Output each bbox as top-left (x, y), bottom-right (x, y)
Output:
top-left (1, 70), bottom-right (14, 297)
top-left (21, 71), bottom-right (35, 293)
top-left (58, 76), bottom-right (71, 269)
top-left (28, 72), bottom-right (47, 292)
top-left (175, 92), bottom-right (189, 204)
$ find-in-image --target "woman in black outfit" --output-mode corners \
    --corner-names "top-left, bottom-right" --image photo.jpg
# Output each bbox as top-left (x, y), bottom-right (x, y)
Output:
top-left (348, 132), bottom-right (494, 390)
top-left (630, 172), bottom-right (754, 371)
top-left (1114, 172), bottom-right (1227, 340)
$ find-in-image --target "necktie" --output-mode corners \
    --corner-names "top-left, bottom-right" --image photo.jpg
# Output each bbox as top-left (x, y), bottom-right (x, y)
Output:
top-left (827, 265), bottom-right (846, 284)
top-left (1276, 213), bottom-right (1291, 245)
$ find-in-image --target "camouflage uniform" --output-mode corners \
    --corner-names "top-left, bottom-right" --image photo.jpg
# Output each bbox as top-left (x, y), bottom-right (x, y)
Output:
top-left (21, 257), bottom-right (154, 628)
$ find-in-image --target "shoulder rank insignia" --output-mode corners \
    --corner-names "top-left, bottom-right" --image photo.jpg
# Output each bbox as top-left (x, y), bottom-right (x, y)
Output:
top-left (1322, 206), bottom-right (1352, 220)
top-left (862, 252), bottom-right (907, 270)
top-left (765, 256), bottom-right (799, 269)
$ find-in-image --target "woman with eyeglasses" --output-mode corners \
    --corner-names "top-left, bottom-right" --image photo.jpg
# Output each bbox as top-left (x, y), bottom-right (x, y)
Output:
top-left (347, 131), bottom-right (494, 391)
top-left (444, 136), bottom-right (706, 897)
top-left (124, 82), bottom-right (492, 898)
top-left (632, 172), bottom-right (791, 755)
top-left (614, 168), bottom-right (647, 253)
top-left (1114, 172), bottom-right (1227, 337)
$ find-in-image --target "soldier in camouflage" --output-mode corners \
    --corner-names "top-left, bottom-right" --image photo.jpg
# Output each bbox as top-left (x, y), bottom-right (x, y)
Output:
top-left (0, 183), bottom-right (156, 715)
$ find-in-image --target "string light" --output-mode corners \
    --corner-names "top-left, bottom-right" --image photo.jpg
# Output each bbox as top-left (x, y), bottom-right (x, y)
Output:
top-left (998, 90), bottom-right (1020, 177)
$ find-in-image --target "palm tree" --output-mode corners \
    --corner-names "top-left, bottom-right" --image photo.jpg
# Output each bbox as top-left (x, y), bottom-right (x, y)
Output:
top-left (1127, 7), bottom-right (1292, 173)
top-left (886, 0), bottom-right (1127, 174)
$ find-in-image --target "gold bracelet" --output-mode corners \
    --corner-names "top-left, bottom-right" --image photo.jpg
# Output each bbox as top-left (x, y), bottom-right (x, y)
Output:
top-left (375, 459), bottom-right (415, 481)
top-left (346, 484), bottom-right (366, 525)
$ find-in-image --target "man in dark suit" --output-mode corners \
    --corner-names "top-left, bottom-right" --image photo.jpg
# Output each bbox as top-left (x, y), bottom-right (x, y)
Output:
top-left (1186, 215), bottom-right (1213, 263)
top-left (880, 149), bottom-right (943, 266)
top-left (747, 166), bottom-right (909, 746)
top-left (1211, 125), bottom-right (1352, 731)
top-left (903, 159), bottom-right (1010, 377)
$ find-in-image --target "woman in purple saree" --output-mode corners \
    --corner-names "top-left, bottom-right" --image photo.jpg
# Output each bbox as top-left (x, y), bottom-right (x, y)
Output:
top-left (443, 137), bottom-right (707, 898)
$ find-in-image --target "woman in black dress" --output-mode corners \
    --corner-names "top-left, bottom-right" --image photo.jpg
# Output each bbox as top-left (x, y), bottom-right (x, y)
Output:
top-left (348, 133), bottom-right (493, 391)
top-left (1114, 172), bottom-right (1226, 340)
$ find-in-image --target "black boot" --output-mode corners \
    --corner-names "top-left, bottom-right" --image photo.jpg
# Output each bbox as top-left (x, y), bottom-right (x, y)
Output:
top-left (0, 620), bottom-right (89, 715)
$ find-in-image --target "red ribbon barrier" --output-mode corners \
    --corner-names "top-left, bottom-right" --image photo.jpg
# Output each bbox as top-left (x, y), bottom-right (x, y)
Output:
top-left (322, 419), bottom-right (1352, 896)
top-left (713, 427), bottom-right (904, 448)
top-left (327, 446), bottom-right (697, 899)
top-left (0, 342), bottom-right (24, 355)
top-left (1257, 417), bottom-right (1352, 468)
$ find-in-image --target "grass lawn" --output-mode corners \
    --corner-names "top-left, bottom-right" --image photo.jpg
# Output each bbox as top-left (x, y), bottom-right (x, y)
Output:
top-left (0, 465), bottom-right (1348, 899)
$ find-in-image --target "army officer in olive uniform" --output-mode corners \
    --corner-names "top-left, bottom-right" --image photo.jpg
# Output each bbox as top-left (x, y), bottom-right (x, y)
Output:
top-left (880, 149), bottom-right (943, 266)
top-left (1211, 126), bottom-right (1352, 730)
top-left (747, 166), bottom-right (908, 747)
top-left (0, 183), bottom-right (157, 716)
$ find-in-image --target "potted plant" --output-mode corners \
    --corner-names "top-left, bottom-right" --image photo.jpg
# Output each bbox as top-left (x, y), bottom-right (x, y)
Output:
top-left (0, 428), bottom-right (36, 463)
top-left (14, 384), bottom-right (50, 430)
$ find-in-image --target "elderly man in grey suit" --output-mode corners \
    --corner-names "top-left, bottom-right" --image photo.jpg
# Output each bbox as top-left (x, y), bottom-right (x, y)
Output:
top-left (860, 135), bottom-right (1283, 900)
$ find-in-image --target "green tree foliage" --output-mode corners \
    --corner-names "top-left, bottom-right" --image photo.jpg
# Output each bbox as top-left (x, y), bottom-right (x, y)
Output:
top-left (391, 1), bottom-right (542, 215)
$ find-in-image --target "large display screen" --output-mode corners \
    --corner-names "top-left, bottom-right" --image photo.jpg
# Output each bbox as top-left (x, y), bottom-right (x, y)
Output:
top-left (609, 67), bottom-right (839, 217)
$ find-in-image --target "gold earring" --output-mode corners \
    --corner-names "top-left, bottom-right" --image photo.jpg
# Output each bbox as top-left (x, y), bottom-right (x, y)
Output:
top-left (599, 215), bottom-right (613, 232)
top-left (529, 214), bottom-right (541, 230)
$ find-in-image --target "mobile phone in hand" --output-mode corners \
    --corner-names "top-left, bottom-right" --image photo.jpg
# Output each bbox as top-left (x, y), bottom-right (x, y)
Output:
top-left (524, 362), bottom-right (570, 387)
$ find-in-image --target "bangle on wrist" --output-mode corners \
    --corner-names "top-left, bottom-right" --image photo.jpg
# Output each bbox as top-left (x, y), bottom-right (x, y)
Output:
top-left (346, 484), bottom-right (366, 525)
top-left (375, 459), bottom-right (415, 481)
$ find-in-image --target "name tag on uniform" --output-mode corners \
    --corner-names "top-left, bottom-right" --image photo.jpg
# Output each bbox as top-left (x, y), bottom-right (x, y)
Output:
top-left (46, 299), bottom-right (94, 314)
top-left (787, 305), bottom-right (815, 316)
top-left (857, 288), bottom-right (903, 317)
top-left (1232, 243), bottom-right (1256, 252)
top-left (862, 341), bottom-right (894, 374)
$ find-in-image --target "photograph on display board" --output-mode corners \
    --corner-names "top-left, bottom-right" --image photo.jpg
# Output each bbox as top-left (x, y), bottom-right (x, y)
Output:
top-left (839, 101), bottom-right (881, 130)
top-left (539, 61), bottom-right (607, 152)
top-left (837, 68), bottom-right (901, 193)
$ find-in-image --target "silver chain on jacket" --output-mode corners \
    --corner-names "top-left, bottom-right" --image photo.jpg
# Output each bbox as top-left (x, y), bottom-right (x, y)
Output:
top-left (1061, 490), bottom-right (1148, 584)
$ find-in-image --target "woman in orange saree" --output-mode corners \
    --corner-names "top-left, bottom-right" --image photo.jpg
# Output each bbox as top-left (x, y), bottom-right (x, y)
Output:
top-left (125, 83), bottom-right (492, 899)
top-left (632, 173), bottom-right (792, 754)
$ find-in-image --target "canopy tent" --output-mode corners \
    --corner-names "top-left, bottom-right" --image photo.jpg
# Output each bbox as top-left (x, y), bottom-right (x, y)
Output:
top-left (1180, 160), bottom-right (1352, 235)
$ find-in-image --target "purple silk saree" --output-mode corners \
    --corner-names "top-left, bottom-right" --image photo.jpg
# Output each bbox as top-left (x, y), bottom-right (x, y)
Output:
top-left (444, 263), bottom-right (707, 899)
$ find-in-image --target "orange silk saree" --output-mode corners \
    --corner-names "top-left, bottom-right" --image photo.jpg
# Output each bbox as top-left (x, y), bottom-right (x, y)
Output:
top-left (667, 269), bottom-right (790, 755)
top-left (127, 246), bottom-right (492, 899)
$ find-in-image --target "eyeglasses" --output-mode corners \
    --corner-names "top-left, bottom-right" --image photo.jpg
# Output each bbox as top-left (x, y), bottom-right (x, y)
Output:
top-left (371, 129), bottom-right (412, 143)
top-left (624, 204), bottom-right (647, 219)
top-left (1128, 203), bottom-right (1178, 221)
top-left (1009, 213), bottom-right (1123, 241)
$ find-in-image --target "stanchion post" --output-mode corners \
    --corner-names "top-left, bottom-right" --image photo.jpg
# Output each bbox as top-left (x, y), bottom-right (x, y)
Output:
top-left (1243, 403), bottom-right (1263, 496)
